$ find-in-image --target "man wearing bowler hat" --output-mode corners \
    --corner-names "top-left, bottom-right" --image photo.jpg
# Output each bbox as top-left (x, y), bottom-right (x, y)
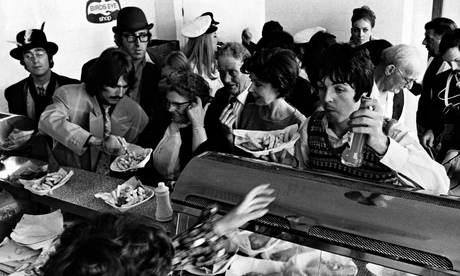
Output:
top-left (81, 7), bottom-right (162, 145)
top-left (4, 25), bottom-right (79, 160)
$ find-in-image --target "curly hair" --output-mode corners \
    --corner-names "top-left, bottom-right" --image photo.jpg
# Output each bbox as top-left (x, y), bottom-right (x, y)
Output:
top-left (158, 71), bottom-right (212, 106)
top-left (85, 47), bottom-right (136, 97)
top-left (241, 47), bottom-right (298, 98)
top-left (313, 43), bottom-right (374, 102)
top-left (40, 212), bottom-right (174, 276)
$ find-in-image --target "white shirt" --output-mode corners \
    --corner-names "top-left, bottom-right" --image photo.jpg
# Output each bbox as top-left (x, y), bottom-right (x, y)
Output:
top-left (370, 82), bottom-right (419, 133)
top-left (295, 115), bottom-right (450, 195)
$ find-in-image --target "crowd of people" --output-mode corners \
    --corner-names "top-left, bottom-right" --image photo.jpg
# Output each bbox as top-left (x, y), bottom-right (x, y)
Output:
top-left (3, 6), bottom-right (459, 193)
top-left (3, 4), bottom-right (460, 275)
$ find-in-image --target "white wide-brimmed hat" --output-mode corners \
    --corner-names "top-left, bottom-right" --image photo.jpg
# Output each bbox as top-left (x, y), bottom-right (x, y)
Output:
top-left (181, 12), bottom-right (219, 38)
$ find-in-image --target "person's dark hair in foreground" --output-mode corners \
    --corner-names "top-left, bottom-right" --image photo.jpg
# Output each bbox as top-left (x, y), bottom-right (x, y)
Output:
top-left (312, 43), bottom-right (374, 102)
top-left (40, 212), bottom-right (173, 276)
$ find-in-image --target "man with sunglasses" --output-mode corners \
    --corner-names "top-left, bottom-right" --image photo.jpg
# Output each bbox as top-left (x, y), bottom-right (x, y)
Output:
top-left (4, 26), bottom-right (80, 160)
top-left (81, 7), bottom-right (162, 147)
top-left (372, 44), bottom-right (423, 132)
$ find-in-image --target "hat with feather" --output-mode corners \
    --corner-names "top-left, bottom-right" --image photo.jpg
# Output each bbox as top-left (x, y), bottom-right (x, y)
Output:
top-left (10, 23), bottom-right (58, 60)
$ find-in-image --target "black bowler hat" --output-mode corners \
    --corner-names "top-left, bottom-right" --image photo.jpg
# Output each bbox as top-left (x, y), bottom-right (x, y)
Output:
top-left (10, 28), bottom-right (58, 60)
top-left (112, 6), bottom-right (154, 34)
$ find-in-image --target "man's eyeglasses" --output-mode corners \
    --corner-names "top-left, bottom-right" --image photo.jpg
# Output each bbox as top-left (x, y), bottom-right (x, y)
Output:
top-left (395, 66), bottom-right (416, 87)
top-left (164, 100), bottom-right (191, 110)
top-left (23, 50), bottom-right (47, 61)
top-left (122, 33), bottom-right (149, 43)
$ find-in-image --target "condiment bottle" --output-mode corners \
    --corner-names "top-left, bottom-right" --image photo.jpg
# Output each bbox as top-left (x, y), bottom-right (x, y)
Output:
top-left (341, 96), bottom-right (370, 167)
top-left (155, 182), bottom-right (173, 222)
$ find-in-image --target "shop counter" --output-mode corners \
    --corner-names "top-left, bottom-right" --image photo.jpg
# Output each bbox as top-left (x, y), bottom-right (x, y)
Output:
top-left (0, 156), bottom-right (162, 224)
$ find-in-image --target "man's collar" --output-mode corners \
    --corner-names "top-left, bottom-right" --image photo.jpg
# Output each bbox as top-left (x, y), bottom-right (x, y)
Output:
top-left (234, 85), bottom-right (250, 104)
top-left (145, 52), bottom-right (154, 64)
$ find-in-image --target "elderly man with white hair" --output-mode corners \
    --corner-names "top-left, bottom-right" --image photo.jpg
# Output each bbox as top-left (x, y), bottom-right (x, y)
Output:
top-left (372, 44), bottom-right (424, 132)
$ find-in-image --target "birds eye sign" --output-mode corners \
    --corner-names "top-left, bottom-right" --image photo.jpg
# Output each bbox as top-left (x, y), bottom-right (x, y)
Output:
top-left (86, 0), bottom-right (121, 23)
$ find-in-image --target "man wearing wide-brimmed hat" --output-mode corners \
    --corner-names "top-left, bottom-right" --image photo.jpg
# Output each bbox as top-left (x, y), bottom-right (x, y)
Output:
top-left (81, 6), bottom-right (161, 136)
top-left (5, 26), bottom-right (79, 121)
top-left (4, 26), bottom-right (80, 160)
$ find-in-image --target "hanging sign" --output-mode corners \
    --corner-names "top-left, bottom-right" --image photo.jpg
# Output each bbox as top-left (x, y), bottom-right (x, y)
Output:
top-left (86, 0), bottom-right (121, 23)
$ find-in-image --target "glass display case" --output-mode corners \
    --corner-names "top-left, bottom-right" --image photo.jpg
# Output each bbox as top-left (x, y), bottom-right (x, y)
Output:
top-left (171, 151), bottom-right (460, 276)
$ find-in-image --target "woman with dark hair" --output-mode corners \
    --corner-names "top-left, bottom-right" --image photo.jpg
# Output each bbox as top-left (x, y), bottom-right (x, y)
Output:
top-left (219, 48), bottom-right (306, 156)
top-left (149, 71), bottom-right (212, 182)
top-left (39, 184), bottom-right (275, 276)
top-left (349, 5), bottom-right (379, 47)
top-left (237, 48), bottom-right (306, 130)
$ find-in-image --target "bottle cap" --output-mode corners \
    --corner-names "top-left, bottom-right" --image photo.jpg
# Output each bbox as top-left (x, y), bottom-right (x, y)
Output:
top-left (155, 182), bottom-right (169, 192)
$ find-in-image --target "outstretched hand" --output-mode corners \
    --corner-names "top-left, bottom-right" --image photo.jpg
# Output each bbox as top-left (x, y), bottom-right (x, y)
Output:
top-left (213, 184), bottom-right (275, 236)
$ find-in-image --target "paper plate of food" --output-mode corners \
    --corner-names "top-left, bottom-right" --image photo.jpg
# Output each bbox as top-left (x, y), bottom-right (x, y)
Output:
top-left (233, 124), bottom-right (300, 158)
top-left (227, 230), bottom-right (280, 257)
top-left (20, 168), bottom-right (74, 196)
top-left (283, 251), bottom-right (358, 276)
top-left (366, 263), bottom-right (417, 276)
top-left (94, 177), bottom-right (154, 212)
top-left (8, 161), bottom-right (48, 184)
top-left (110, 143), bottom-right (152, 172)
top-left (260, 240), bottom-right (314, 262)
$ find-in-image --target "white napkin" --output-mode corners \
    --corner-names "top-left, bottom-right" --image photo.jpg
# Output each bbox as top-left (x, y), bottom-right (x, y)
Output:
top-left (10, 210), bottom-right (64, 248)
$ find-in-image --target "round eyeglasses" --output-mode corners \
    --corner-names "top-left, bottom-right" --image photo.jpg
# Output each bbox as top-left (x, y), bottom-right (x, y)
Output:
top-left (23, 50), bottom-right (47, 61)
top-left (395, 66), bottom-right (416, 88)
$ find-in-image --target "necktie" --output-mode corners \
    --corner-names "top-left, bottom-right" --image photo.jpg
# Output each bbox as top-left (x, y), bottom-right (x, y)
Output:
top-left (97, 106), bottom-right (112, 176)
top-left (37, 86), bottom-right (45, 96)
top-left (392, 90), bottom-right (404, 120)
top-left (103, 105), bottom-right (111, 137)
top-left (229, 96), bottom-right (238, 108)
top-left (229, 97), bottom-right (241, 128)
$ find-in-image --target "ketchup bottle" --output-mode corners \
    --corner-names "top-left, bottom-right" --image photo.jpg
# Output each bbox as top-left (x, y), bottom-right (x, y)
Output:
top-left (155, 182), bottom-right (173, 222)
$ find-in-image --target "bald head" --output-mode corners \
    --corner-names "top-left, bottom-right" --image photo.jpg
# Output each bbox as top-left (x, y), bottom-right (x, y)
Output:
top-left (375, 44), bottom-right (423, 93)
